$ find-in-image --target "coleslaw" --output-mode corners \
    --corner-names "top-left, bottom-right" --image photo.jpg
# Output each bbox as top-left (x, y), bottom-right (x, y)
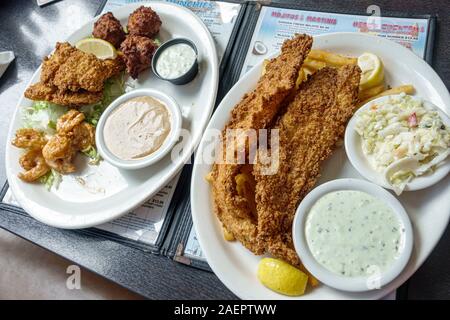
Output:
top-left (355, 94), bottom-right (450, 194)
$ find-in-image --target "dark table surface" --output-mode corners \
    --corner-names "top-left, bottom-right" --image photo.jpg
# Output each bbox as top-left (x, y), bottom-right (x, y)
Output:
top-left (0, 0), bottom-right (449, 299)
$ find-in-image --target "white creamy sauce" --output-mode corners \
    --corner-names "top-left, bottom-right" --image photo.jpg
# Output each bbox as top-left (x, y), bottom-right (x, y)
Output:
top-left (104, 96), bottom-right (171, 160)
top-left (156, 43), bottom-right (196, 79)
top-left (305, 190), bottom-right (405, 277)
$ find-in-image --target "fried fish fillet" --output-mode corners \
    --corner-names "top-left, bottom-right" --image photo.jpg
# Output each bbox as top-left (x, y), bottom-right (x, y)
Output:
top-left (25, 83), bottom-right (103, 106)
top-left (24, 42), bottom-right (125, 106)
top-left (210, 34), bottom-right (313, 254)
top-left (253, 65), bottom-right (361, 267)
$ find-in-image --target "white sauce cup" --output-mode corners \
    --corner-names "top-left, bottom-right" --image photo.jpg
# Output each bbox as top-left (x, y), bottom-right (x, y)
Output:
top-left (292, 178), bottom-right (414, 292)
top-left (152, 38), bottom-right (199, 85)
top-left (95, 88), bottom-right (182, 170)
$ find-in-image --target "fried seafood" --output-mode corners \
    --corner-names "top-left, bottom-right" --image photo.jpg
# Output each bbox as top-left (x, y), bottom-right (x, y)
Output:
top-left (12, 129), bottom-right (49, 182)
top-left (56, 109), bottom-right (95, 150)
top-left (57, 109), bottom-right (86, 133)
top-left (12, 110), bottom-right (96, 181)
top-left (120, 35), bottom-right (157, 79)
top-left (42, 109), bottom-right (95, 173)
top-left (42, 134), bottom-right (76, 174)
top-left (24, 83), bottom-right (104, 106)
top-left (93, 12), bottom-right (126, 47)
top-left (24, 42), bottom-right (125, 106)
top-left (12, 128), bottom-right (47, 150)
top-left (71, 122), bottom-right (95, 151)
top-left (210, 34), bottom-right (313, 255)
top-left (254, 65), bottom-right (361, 267)
top-left (50, 42), bottom-right (124, 91)
top-left (18, 149), bottom-right (50, 182)
top-left (51, 51), bottom-right (116, 93)
top-left (127, 6), bottom-right (161, 38)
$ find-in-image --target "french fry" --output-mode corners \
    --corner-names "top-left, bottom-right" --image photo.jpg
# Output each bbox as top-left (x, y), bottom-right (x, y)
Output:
top-left (358, 85), bottom-right (415, 107)
top-left (302, 67), bottom-right (314, 77)
top-left (298, 264), bottom-right (320, 287)
top-left (309, 49), bottom-right (357, 66)
top-left (205, 171), bottom-right (214, 183)
top-left (308, 274), bottom-right (320, 287)
top-left (223, 227), bottom-right (235, 241)
top-left (295, 68), bottom-right (305, 88)
top-left (304, 57), bottom-right (327, 70)
top-left (358, 83), bottom-right (385, 101)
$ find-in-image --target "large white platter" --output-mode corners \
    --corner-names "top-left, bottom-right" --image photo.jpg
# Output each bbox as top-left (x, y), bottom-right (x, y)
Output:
top-left (5, 2), bottom-right (218, 228)
top-left (190, 33), bottom-right (450, 299)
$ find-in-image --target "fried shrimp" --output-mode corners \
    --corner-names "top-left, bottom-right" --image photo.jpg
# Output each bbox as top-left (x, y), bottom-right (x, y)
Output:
top-left (18, 149), bottom-right (50, 182)
top-left (57, 109), bottom-right (85, 133)
top-left (71, 122), bottom-right (95, 150)
top-left (42, 134), bottom-right (76, 174)
top-left (12, 109), bottom-right (97, 180)
top-left (12, 128), bottom-right (46, 150)
top-left (56, 109), bottom-right (94, 150)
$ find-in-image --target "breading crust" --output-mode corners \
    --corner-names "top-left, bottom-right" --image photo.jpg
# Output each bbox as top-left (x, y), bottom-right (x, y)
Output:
top-left (253, 65), bottom-right (361, 266)
top-left (211, 34), bottom-right (313, 255)
top-left (24, 42), bottom-right (125, 106)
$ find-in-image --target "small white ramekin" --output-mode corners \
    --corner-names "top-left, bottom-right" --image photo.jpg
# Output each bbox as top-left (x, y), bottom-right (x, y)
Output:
top-left (292, 178), bottom-right (413, 292)
top-left (95, 88), bottom-right (182, 170)
top-left (345, 95), bottom-right (450, 192)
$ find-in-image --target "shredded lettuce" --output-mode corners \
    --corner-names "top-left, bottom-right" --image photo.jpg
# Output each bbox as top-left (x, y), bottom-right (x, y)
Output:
top-left (79, 103), bottom-right (103, 127)
top-left (153, 38), bottom-right (161, 46)
top-left (82, 146), bottom-right (102, 165)
top-left (22, 101), bottom-right (68, 134)
top-left (39, 169), bottom-right (62, 191)
top-left (80, 72), bottom-right (125, 126)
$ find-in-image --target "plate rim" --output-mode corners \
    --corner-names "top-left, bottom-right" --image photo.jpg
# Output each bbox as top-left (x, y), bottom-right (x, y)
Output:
top-left (190, 32), bottom-right (450, 299)
top-left (5, 1), bottom-right (219, 229)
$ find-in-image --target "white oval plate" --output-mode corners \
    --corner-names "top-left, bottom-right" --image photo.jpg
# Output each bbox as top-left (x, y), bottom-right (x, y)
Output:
top-left (5, 2), bottom-right (218, 228)
top-left (345, 95), bottom-right (450, 192)
top-left (191, 33), bottom-right (450, 299)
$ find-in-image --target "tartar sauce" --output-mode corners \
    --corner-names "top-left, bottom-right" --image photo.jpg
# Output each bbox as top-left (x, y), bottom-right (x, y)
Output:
top-left (305, 190), bottom-right (405, 277)
top-left (104, 96), bottom-right (171, 160)
top-left (156, 43), bottom-right (196, 79)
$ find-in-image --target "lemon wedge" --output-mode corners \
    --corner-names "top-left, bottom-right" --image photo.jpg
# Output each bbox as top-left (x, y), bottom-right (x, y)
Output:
top-left (75, 38), bottom-right (117, 60)
top-left (257, 258), bottom-right (308, 296)
top-left (358, 52), bottom-right (384, 90)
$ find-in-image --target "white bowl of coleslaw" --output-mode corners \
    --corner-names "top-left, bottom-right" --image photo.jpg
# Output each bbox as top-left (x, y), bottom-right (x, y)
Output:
top-left (345, 94), bottom-right (450, 195)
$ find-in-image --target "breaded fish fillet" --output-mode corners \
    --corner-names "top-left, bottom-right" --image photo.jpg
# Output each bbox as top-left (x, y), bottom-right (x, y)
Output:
top-left (211, 34), bottom-right (313, 254)
top-left (25, 83), bottom-right (103, 106)
top-left (40, 42), bottom-right (77, 85)
top-left (25, 42), bottom-right (125, 106)
top-left (254, 65), bottom-right (361, 267)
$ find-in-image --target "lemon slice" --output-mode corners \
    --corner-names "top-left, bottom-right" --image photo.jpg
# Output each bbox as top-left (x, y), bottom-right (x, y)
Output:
top-left (358, 52), bottom-right (384, 90)
top-left (257, 258), bottom-right (308, 296)
top-left (75, 38), bottom-right (117, 60)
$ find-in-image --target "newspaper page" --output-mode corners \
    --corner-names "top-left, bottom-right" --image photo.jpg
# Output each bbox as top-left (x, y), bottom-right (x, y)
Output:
top-left (241, 6), bottom-right (430, 76)
top-left (102, 0), bottom-right (242, 61)
top-left (3, 0), bottom-right (241, 246)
